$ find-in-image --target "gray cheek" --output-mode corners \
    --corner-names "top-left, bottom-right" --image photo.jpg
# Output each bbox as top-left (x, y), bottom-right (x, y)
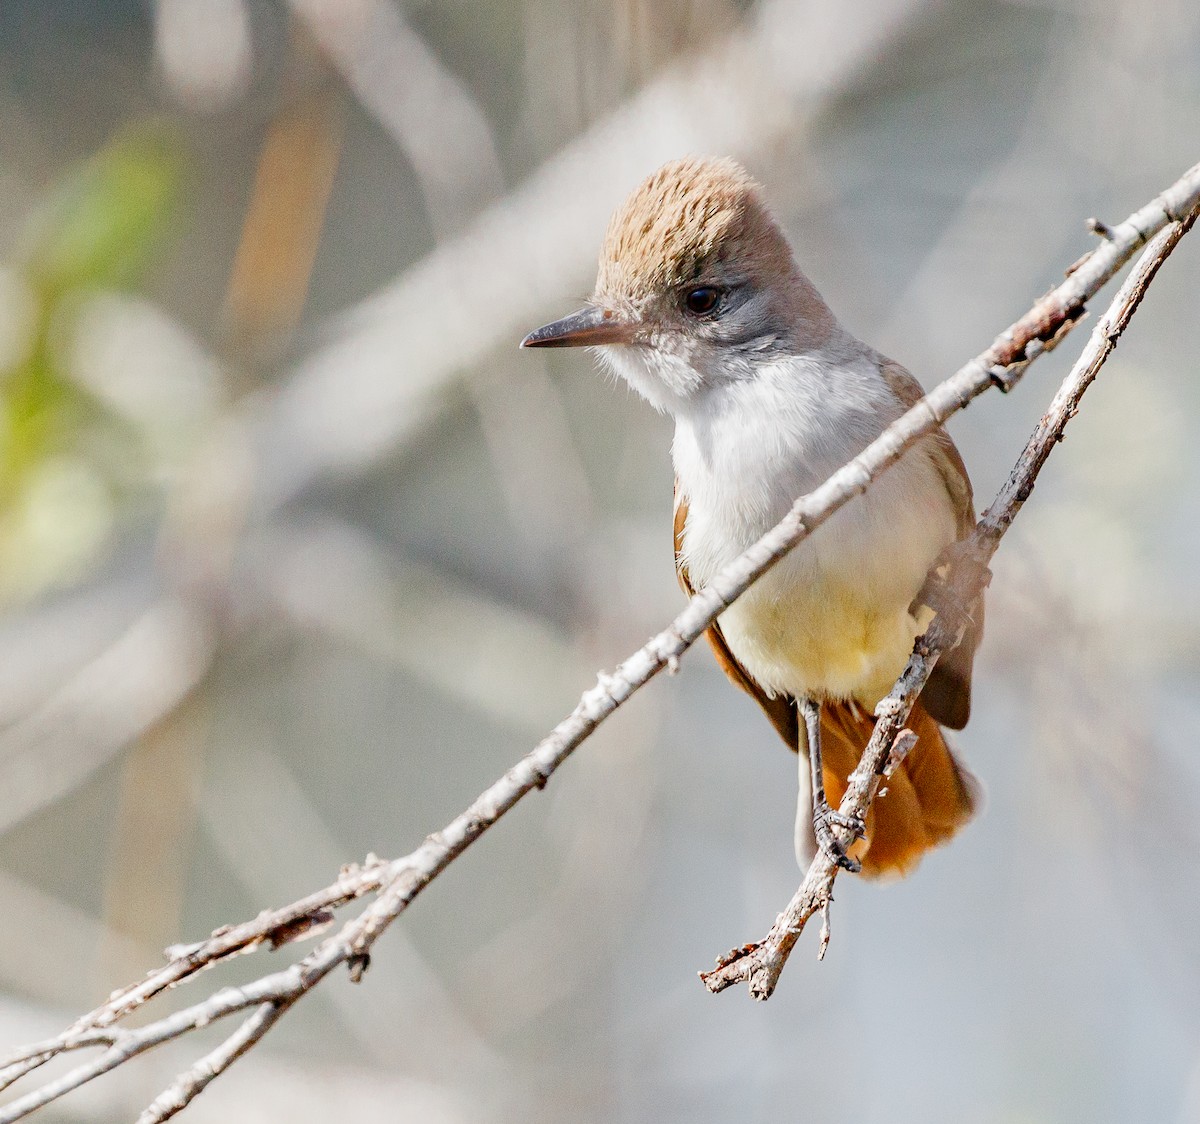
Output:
top-left (714, 291), bottom-right (788, 353)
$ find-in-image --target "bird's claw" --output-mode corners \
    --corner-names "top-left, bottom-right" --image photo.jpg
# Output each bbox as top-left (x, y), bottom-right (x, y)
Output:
top-left (813, 803), bottom-right (865, 873)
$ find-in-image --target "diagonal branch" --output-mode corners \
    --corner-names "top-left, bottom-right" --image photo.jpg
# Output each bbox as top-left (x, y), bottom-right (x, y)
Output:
top-left (0, 161), bottom-right (1196, 1120)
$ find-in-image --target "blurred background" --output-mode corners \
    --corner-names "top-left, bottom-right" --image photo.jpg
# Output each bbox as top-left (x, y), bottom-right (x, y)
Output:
top-left (0, 0), bottom-right (1198, 1120)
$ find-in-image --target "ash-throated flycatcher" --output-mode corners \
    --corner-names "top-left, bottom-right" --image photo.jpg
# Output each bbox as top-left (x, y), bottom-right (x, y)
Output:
top-left (522, 157), bottom-right (981, 877)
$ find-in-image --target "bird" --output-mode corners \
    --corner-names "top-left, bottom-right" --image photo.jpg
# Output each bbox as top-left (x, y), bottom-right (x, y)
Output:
top-left (521, 156), bottom-right (981, 878)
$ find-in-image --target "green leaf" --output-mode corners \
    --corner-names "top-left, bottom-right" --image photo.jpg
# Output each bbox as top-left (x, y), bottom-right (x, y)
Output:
top-left (21, 124), bottom-right (184, 296)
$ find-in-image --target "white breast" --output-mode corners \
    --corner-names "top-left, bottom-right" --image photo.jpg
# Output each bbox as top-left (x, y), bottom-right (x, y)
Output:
top-left (673, 346), bottom-right (956, 708)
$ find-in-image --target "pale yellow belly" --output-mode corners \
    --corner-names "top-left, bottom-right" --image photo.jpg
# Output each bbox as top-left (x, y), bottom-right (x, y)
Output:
top-left (679, 428), bottom-right (958, 709)
top-left (689, 471), bottom-right (952, 708)
top-left (717, 567), bottom-right (934, 708)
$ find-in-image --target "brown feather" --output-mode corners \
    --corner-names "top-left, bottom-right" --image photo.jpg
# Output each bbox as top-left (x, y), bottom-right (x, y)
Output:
top-left (813, 700), bottom-right (979, 879)
top-left (598, 158), bottom-right (789, 304)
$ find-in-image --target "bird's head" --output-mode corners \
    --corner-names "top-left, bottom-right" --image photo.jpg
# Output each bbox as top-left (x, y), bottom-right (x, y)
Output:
top-left (522, 156), bottom-right (834, 414)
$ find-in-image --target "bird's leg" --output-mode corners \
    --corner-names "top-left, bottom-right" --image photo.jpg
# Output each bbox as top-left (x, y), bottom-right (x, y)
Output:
top-left (799, 697), bottom-right (864, 873)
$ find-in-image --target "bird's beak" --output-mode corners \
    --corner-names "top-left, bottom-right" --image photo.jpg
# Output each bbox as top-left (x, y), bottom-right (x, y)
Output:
top-left (520, 305), bottom-right (635, 348)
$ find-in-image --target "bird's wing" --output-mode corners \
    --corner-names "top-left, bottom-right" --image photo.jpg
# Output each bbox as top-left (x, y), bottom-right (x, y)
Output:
top-left (879, 359), bottom-right (984, 730)
top-left (674, 485), bottom-right (799, 748)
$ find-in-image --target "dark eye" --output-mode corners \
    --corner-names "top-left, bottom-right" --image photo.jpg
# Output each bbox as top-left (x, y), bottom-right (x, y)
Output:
top-left (683, 286), bottom-right (722, 316)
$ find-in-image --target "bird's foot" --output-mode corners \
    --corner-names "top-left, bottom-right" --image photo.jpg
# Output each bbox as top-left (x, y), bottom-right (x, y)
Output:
top-left (812, 803), bottom-right (865, 873)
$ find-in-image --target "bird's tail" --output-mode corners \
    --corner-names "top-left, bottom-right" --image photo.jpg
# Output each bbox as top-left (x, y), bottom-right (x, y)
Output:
top-left (812, 698), bottom-right (981, 879)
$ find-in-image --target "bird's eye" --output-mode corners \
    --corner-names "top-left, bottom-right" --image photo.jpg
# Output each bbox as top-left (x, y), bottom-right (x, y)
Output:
top-left (683, 286), bottom-right (721, 316)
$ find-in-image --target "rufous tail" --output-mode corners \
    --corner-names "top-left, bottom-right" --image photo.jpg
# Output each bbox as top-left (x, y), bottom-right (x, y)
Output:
top-left (817, 699), bottom-right (980, 879)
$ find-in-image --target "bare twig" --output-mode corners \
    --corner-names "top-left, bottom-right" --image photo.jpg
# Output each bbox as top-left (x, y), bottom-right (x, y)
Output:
top-left (0, 856), bottom-right (390, 1080)
top-left (699, 199), bottom-right (1199, 1001)
top-left (134, 1000), bottom-right (293, 1124)
top-left (0, 163), bottom-right (1196, 1119)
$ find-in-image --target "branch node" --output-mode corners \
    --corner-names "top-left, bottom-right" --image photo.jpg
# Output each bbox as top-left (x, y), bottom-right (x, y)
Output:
top-left (872, 696), bottom-right (905, 723)
top-left (884, 730), bottom-right (918, 778)
top-left (341, 852), bottom-right (379, 877)
top-left (268, 909), bottom-right (335, 950)
top-left (713, 942), bottom-right (760, 971)
top-left (347, 952), bottom-right (371, 984)
top-left (986, 363), bottom-right (1023, 392)
top-left (1064, 249), bottom-right (1092, 276)
top-left (817, 901), bottom-right (832, 961)
top-left (1088, 216), bottom-right (1116, 240)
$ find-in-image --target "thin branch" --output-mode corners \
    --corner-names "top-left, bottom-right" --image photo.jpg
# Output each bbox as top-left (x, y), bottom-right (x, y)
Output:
top-left (700, 199), bottom-right (1199, 1000)
top-left (0, 162), bottom-right (1196, 1119)
top-left (0, 857), bottom-right (388, 1081)
top-left (134, 1000), bottom-right (294, 1124)
top-left (0, 976), bottom-right (308, 1121)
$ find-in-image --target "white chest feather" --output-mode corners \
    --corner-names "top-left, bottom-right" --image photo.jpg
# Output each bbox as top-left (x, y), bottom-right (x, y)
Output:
top-left (673, 350), bottom-right (956, 707)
